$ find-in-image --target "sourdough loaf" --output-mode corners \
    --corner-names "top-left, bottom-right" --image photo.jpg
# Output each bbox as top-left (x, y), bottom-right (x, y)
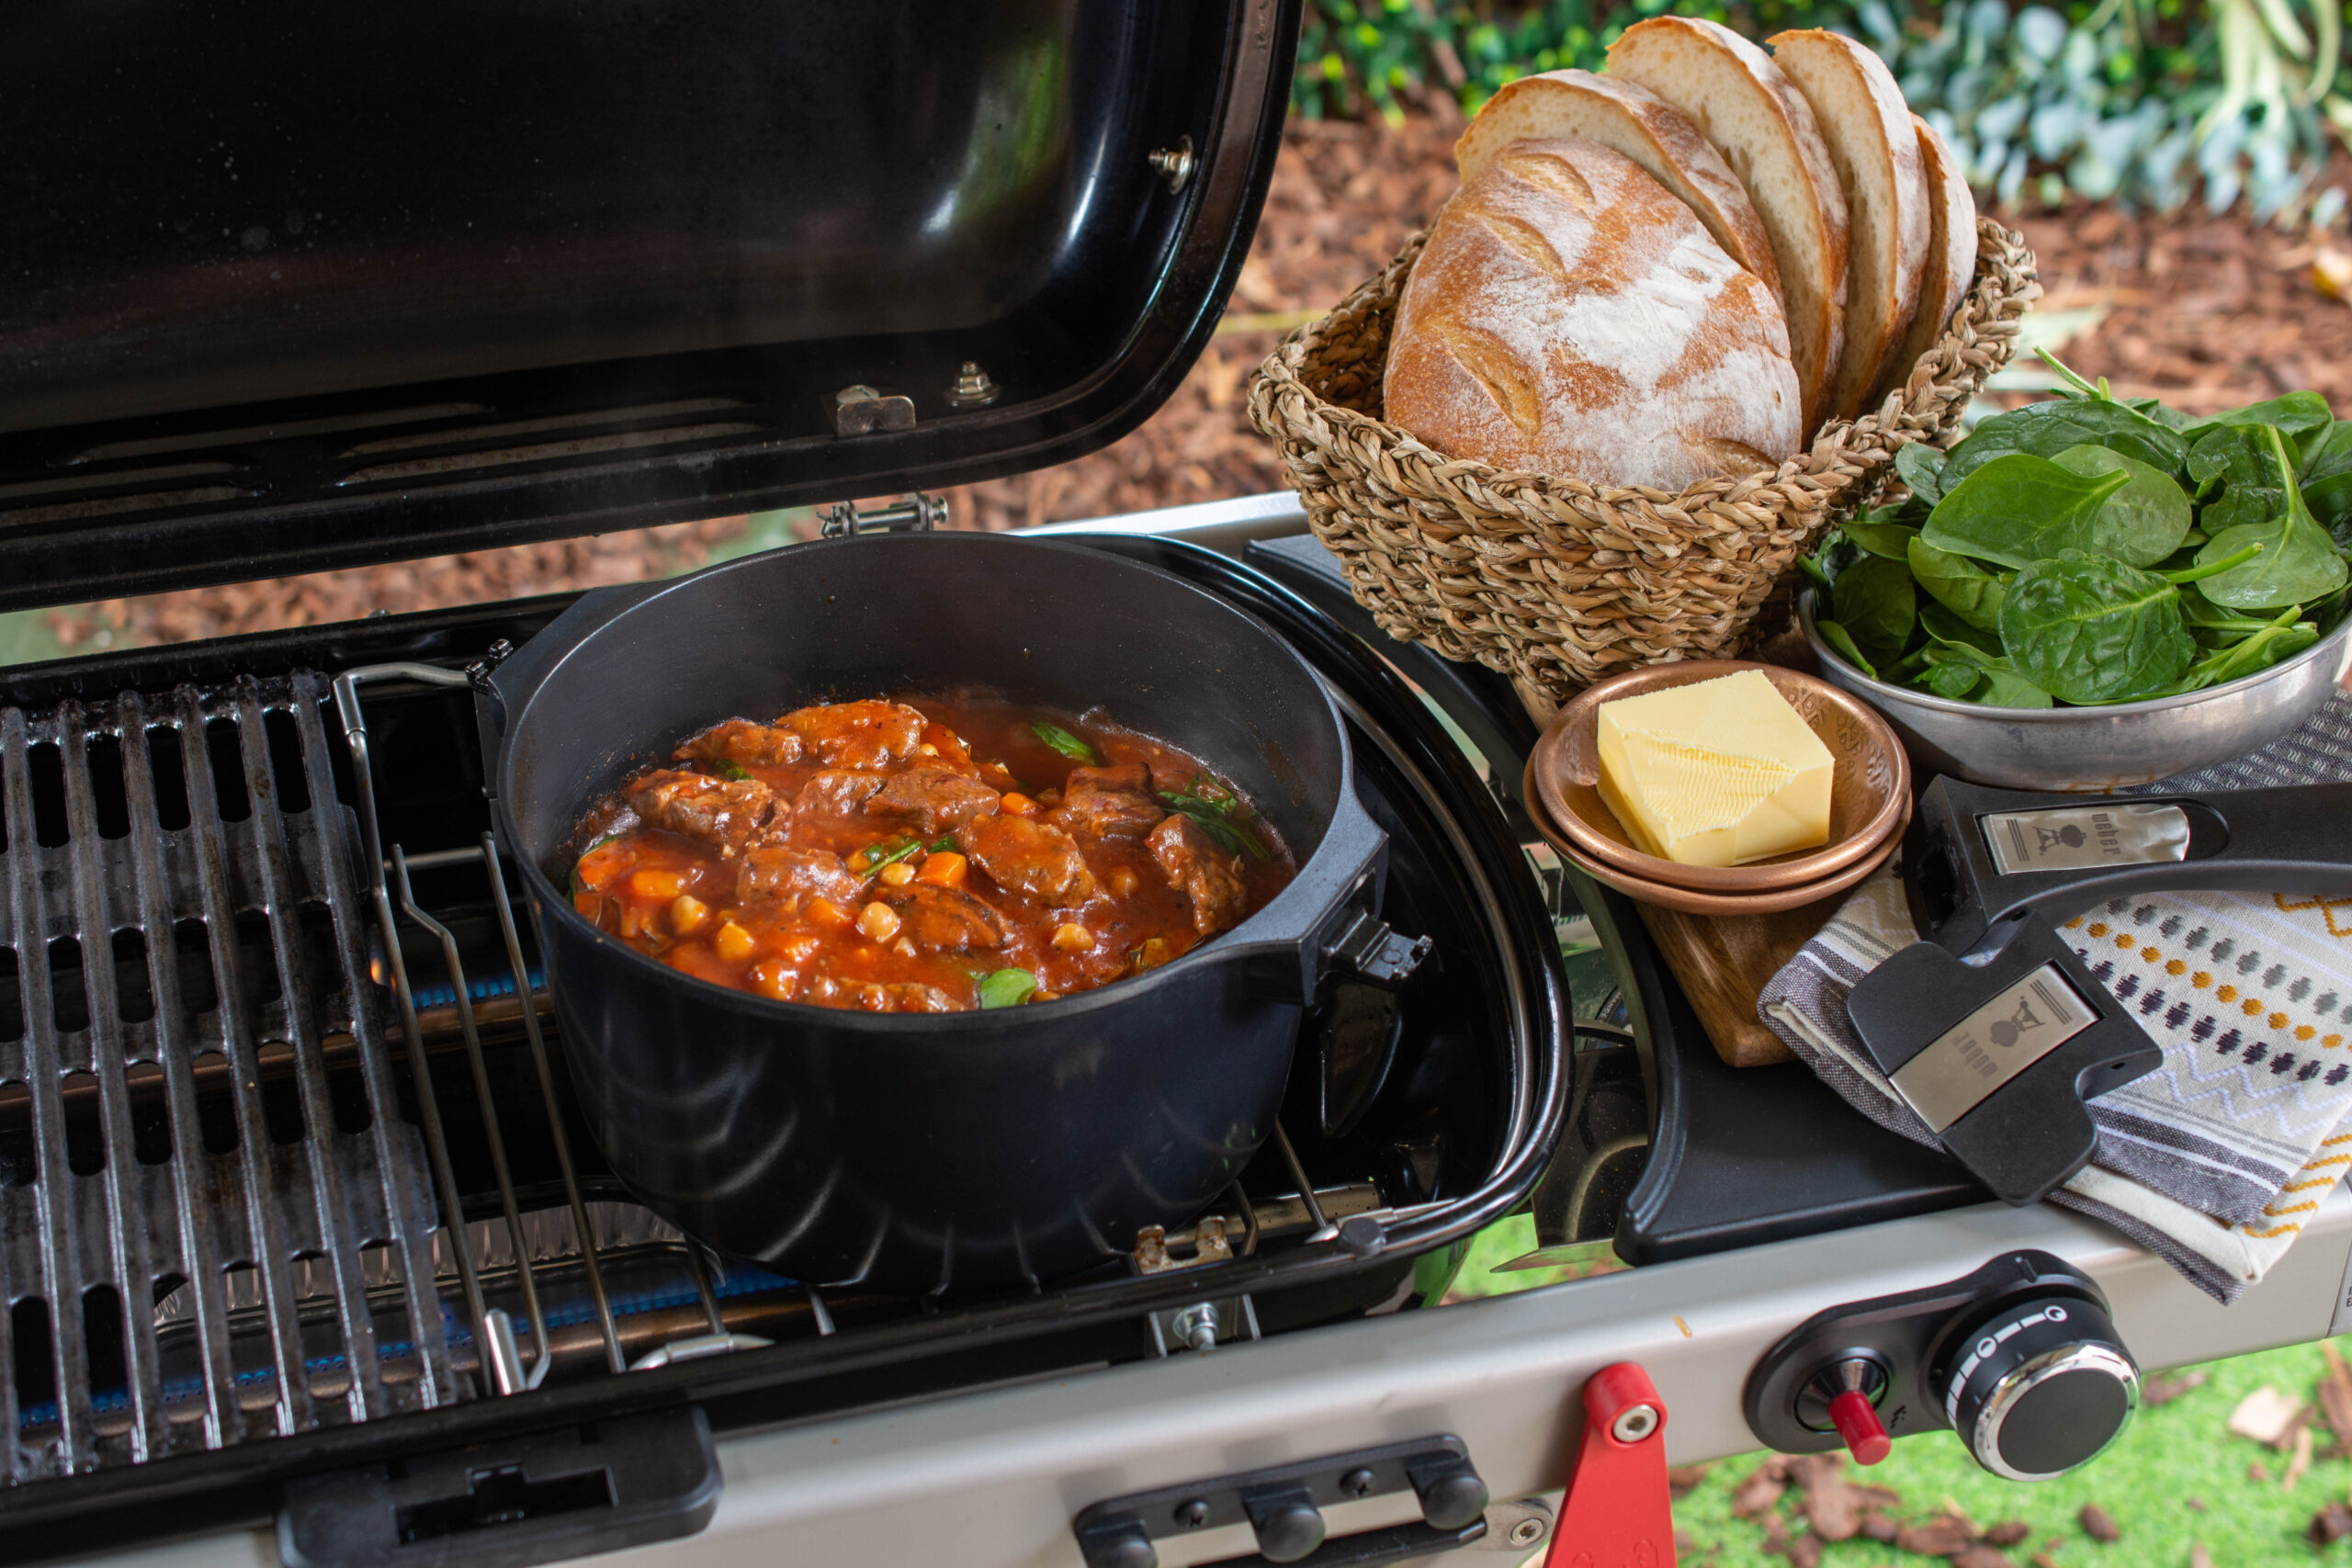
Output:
top-left (1768, 29), bottom-right (1928, 420)
top-left (1605, 17), bottom-right (1849, 434)
top-left (1453, 69), bottom-right (1782, 301)
top-left (1383, 137), bottom-right (1803, 491)
top-left (1874, 114), bottom-right (1977, 403)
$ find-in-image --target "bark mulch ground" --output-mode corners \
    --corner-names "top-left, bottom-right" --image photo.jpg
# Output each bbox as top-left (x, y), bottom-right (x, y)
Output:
top-left (40, 105), bottom-right (2352, 653)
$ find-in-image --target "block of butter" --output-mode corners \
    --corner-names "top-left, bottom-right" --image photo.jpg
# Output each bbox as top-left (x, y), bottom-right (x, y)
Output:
top-left (1594, 670), bottom-right (1835, 867)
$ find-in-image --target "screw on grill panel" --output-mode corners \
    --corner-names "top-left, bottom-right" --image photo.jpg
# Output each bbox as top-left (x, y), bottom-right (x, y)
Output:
top-left (0, 675), bottom-right (449, 1483)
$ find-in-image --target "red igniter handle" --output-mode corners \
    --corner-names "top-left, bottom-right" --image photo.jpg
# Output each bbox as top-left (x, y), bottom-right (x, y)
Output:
top-left (1828, 1389), bottom-right (1892, 1465)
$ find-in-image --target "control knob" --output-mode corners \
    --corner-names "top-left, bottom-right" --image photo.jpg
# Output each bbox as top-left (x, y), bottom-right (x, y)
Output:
top-left (1936, 1293), bottom-right (2139, 1481)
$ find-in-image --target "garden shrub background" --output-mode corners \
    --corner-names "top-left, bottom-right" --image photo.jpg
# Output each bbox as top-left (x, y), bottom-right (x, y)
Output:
top-left (1294, 0), bottom-right (2352, 221)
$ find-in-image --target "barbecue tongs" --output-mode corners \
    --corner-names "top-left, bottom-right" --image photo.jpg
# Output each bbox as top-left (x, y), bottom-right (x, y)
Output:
top-left (1845, 777), bottom-right (2352, 1206)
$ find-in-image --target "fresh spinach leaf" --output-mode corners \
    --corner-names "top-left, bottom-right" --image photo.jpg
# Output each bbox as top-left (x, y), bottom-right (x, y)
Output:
top-left (1030, 722), bottom-right (1101, 765)
top-left (1842, 517), bottom-right (1921, 561)
top-left (1813, 619), bottom-right (1879, 679)
top-left (2301, 470), bottom-right (2352, 551)
top-left (1831, 555), bottom-right (1917, 656)
top-left (2052, 445), bottom-right (2195, 566)
top-left (2178, 585), bottom-right (2290, 634)
top-left (2154, 608), bottom-right (2321, 695)
top-left (2124, 397), bottom-right (2199, 431)
top-left (1907, 536), bottom-right (2007, 632)
top-left (2178, 391), bottom-right (2334, 445)
top-left (978, 968), bottom-right (1039, 1009)
top-left (1998, 556), bottom-right (2195, 704)
top-left (1919, 601), bottom-right (2003, 655)
top-left (2301, 421), bottom-right (2352, 482)
top-left (1973, 670), bottom-right (2058, 707)
top-left (1921, 453), bottom-right (2132, 568)
top-left (2189, 425), bottom-right (2350, 610)
top-left (1943, 400), bottom-right (2190, 485)
top-left (1916, 660), bottom-right (1982, 698)
top-left (1894, 442), bottom-right (1951, 505)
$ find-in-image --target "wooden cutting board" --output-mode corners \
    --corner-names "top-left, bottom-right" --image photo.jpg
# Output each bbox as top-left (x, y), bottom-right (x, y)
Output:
top-left (1633, 894), bottom-right (1849, 1067)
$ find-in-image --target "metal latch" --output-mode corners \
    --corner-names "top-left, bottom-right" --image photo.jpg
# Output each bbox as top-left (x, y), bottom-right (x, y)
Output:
top-left (819, 492), bottom-right (948, 538)
top-left (277, 1407), bottom-right (719, 1568)
top-left (1073, 1434), bottom-right (1497, 1568)
top-left (829, 383), bottom-right (917, 436)
top-left (1323, 910), bottom-right (1433, 988)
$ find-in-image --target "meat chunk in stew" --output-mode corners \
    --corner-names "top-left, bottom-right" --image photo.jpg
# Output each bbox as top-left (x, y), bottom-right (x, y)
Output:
top-left (779, 700), bottom-right (926, 770)
top-left (675, 719), bottom-right (801, 768)
top-left (626, 770), bottom-right (775, 852)
top-left (866, 765), bottom-right (1001, 833)
top-left (967, 814), bottom-right (1102, 906)
top-left (1050, 763), bottom-right (1164, 841)
top-left (795, 769), bottom-right (888, 823)
top-left (878, 883), bottom-right (1008, 953)
top-left (843, 980), bottom-right (958, 1013)
top-left (1149, 815), bottom-right (1249, 934)
top-left (737, 846), bottom-right (865, 908)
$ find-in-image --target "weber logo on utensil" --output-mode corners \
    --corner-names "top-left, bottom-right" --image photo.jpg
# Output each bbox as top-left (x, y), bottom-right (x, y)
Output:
top-left (1888, 964), bottom-right (2101, 1133)
top-left (1980, 804), bottom-right (2191, 875)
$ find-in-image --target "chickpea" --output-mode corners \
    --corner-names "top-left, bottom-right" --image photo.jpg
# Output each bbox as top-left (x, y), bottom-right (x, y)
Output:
top-left (877, 861), bottom-right (917, 886)
top-left (1106, 866), bottom-right (1139, 898)
top-left (670, 894), bottom-right (710, 935)
top-left (1051, 922), bottom-right (1095, 953)
top-left (857, 901), bottom-right (902, 942)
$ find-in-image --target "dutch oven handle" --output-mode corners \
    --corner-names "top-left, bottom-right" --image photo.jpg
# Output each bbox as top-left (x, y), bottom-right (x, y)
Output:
top-left (474, 579), bottom-right (673, 796)
top-left (1225, 782), bottom-right (1433, 1008)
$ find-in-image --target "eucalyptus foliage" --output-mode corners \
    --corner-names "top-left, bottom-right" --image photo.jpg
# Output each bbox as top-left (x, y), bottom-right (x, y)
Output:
top-left (1293, 0), bottom-right (2352, 221)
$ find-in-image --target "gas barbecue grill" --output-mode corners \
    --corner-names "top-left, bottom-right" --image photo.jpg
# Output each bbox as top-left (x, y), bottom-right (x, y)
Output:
top-left (6, 5), bottom-right (2351, 1567)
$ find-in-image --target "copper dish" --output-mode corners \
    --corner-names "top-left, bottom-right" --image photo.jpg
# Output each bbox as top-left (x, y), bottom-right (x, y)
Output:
top-left (1526, 659), bottom-right (1911, 893)
top-left (1527, 788), bottom-right (1906, 916)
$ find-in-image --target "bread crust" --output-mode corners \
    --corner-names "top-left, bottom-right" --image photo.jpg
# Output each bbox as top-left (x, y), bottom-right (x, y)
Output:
top-left (1606, 17), bottom-right (1850, 434)
top-left (1383, 137), bottom-right (1803, 491)
top-left (1768, 28), bottom-right (1929, 421)
top-left (1874, 114), bottom-right (1977, 404)
top-left (1453, 69), bottom-right (1783, 302)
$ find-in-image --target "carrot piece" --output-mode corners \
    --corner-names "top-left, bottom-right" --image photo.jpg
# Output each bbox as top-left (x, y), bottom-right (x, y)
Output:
top-left (808, 897), bottom-right (851, 929)
top-left (915, 852), bottom-right (968, 888)
top-left (1000, 793), bottom-right (1038, 817)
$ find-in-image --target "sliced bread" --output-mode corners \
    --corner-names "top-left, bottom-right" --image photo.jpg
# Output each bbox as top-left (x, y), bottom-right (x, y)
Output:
top-left (1768, 29), bottom-right (1928, 421)
top-left (1453, 69), bottom-right (1782, 301)
top-left (1383, 137), bottom-right (1802, 491)
top-left (1606, 17), bottom-right (1849, 434)
top-left (1873, 114), bottom-right (1977, 403)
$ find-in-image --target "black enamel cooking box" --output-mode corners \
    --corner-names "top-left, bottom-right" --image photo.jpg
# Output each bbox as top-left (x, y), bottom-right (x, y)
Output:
top-left (485, 531), bottom-right (1404, 1291)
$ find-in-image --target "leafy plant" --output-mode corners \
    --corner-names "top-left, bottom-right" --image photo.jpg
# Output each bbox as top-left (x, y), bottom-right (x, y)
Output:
top-left (1999, 554), bottom-right (2197, 701)
top-left (1919, 452), bottom-right (2133, 567)
top-left (2188, 424), bottom-right (2351, 606)
top-left (978, 968), bottom-right (1039, 1009)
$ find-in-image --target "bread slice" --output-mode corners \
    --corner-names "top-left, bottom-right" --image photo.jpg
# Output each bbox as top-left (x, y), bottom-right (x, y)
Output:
top-left (1768, 29), bottom-right (1928, 421)
top-left (1606, 17), bottom-right (1849, 434)
top-left (1383, 137), bottom-right (1802, 491)
top-left (1453, 69), bottom-right (1782, 301)
top-left (1873, 114), bottom-right (1978, 404)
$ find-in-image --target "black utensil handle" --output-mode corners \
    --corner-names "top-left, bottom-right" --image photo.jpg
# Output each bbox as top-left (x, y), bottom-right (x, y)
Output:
top-left (1907, 777), bottom-right (2352, 958)
top-left (277, 1407), bottom-right (719, 1568)
top-left (1225, 781), bottom-right (1402, 1006)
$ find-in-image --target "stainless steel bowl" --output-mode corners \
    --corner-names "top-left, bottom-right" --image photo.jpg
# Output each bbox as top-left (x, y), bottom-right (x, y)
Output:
top-left (1796, 590), bottom-right (2352, 792)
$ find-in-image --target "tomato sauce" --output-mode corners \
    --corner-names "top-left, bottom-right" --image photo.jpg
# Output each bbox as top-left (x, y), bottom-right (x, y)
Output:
top-left (565, 695), bottom-right (1296, 1012)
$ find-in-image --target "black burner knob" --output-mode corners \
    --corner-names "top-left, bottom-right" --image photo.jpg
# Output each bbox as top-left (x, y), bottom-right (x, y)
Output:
top-left (1244, 1489), bottom-right (1326, 1563)
top-left (1938, 1294), bottom-right (2139, 1481)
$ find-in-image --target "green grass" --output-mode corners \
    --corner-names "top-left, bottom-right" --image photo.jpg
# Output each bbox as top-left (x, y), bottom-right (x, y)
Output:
top-left (1443, 1213), bottom-right (2352, 1564)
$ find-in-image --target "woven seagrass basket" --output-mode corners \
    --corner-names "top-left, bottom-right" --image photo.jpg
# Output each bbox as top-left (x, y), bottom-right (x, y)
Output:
top-left (1246, 218), bottom-right (2040, 700)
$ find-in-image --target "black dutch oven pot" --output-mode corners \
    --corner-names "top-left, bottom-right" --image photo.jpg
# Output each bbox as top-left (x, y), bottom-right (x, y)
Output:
top-left (482, 529), bottom-right (1401, 1292)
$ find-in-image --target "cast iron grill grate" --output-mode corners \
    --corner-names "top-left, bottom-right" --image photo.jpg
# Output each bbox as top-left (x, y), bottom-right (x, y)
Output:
top-left (0, 673), bottom-right (449, 1483)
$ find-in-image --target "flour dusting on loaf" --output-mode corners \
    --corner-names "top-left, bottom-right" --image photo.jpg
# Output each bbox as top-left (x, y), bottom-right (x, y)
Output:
top-left (1384, 137), bottom-right (1802, 490)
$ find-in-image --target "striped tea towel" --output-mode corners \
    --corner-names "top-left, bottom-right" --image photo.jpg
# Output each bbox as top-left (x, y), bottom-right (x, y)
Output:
top-left (1758, 689), bottom-right (2352, 1303)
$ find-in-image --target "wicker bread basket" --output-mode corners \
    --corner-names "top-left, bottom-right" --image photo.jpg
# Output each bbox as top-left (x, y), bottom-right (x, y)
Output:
top-left (1246, 218), bottom-right (2040, 700)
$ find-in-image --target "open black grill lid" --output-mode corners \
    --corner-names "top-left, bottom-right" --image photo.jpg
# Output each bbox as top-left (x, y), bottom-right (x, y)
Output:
top-left (0, 0), bottom-right (1298, 613)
